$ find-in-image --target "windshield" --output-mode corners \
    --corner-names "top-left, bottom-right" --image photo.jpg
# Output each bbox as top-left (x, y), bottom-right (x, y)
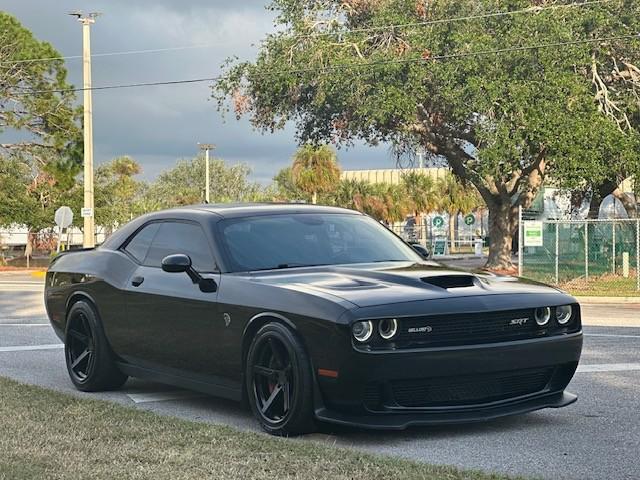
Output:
top-left (218, 213), bottom-right (421, 272)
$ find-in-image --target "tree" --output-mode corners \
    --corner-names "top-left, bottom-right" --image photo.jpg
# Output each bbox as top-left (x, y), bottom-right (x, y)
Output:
top-left (400, 171), bottom-right (438, 218)
top-left (272, 166), bottom-right (307, 201)
top-left (215, 0), bottom-right (640, 269)
top-left (291, 145), bottom-right (341, 204)
top-left (94, 156), bottom-right (144, 233)
top-left (0, 157), bottom-right (36, 228)
top-left (437, 173), bottom-right (482, 252)
top-left (144, 156), bottom-right (263, 208)
top-left (1, 12), bottom-right (80, 161)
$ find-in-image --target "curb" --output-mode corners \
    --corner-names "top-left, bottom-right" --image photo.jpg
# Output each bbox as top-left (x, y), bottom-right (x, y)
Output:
top-left (575, 296), bottom-right (640, 305)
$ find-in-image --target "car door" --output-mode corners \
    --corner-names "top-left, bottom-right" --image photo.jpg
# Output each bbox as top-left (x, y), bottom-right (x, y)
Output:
top-left (121, 220), bottom-right (226, 382)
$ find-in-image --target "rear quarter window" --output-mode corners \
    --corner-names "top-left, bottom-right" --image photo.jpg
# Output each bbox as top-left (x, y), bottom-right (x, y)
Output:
top-left (123, 223), bottom-right (161, 263)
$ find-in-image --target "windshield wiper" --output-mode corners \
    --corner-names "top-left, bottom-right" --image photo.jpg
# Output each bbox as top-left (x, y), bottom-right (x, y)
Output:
top-left (370, 259), bottom-right (411, 263)
top-left (248, 263), bottom-right (329, 272)
top-left (276, 263), bottom-right (329, 269)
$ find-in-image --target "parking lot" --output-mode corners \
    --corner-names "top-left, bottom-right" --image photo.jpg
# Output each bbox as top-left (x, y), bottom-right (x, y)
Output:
top-left (1, 276), bottom-right (639, 480)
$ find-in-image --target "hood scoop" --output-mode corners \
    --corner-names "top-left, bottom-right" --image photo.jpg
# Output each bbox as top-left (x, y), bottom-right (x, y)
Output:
top-left (421, 275), bottom-right (477, 289)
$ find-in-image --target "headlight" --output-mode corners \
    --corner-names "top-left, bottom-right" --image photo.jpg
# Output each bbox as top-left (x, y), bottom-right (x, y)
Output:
top-left (352, 320), bottom-right (373, 342)
top-left (379, 318), bottom-right (398, 340)
top-left (556, 305), bottom-right (573, 325)
top-left (535, 307), bottom-right (551, 326)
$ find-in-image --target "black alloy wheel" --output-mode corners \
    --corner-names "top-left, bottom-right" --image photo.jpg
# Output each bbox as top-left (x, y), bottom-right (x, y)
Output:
top-left (252, 336), bottom-right (294, 423)
top-left (64, 301), bottom-right (128, 392)
top-left (66, 311), bottom-right (96, 382)
top-left (246, 323), bottom-right (315, 436)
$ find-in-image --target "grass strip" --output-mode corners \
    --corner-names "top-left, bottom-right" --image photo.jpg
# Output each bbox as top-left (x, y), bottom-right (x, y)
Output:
top-left (0, 376), bottom-right (524, 480)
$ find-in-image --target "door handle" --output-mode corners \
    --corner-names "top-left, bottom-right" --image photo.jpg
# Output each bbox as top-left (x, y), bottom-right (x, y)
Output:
top-left (131, 276), bottom-right (144, 287)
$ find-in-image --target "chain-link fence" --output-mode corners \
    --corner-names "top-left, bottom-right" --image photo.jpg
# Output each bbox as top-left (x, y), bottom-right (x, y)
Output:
top-left (520, 219), bottom-right (640, 295)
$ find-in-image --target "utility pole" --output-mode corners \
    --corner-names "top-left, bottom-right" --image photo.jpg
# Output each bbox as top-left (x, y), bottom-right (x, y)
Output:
top-left (198, 143), bottom-right (215, 203)
top-left (70, 11), bottom-right (99, 247)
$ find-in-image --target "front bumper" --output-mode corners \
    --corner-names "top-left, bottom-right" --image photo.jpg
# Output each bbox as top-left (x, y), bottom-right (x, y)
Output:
top-left (313, 331), bottom-right (583, 429)
top-left (315, 390), bottom-right (577, 430)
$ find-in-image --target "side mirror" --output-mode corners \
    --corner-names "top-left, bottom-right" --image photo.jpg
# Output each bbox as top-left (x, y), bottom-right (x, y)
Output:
top-left (161, 254), bottom-right (217, 293)
top-left (161, 254), bottom-right (191, 273)
top-left (410, 243), bottom-right (430, 259)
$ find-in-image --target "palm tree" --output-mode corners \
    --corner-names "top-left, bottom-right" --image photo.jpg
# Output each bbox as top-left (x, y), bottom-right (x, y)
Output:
top-left (401, 171), bottom-right (438, 219)
top-left (291, 145), bottom-right (341, 204)
top-left (438, 173), bottom-right (483, 252)
top-left (375, 183), bottom-right (412, 224)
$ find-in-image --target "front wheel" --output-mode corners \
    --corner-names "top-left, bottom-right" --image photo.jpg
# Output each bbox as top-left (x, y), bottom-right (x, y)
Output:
top-left (65, 300), bottom-right (128, 392)
top-left (246, 322), bottom-right (316, 436)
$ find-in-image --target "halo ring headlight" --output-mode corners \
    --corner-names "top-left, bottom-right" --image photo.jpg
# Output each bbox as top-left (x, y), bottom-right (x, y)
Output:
top-left (352, 320), bottom-right (373, 342)
top-left (556, 305), bottom-right (573, 325)
top-left (535, 307), bottom-right (551, 326)
top-left (379, 318), bottom-right (399, 340)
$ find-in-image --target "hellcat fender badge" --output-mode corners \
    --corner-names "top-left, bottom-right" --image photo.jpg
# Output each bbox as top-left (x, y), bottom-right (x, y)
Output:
top-left (223, 313), bottom-right (232, 327)
top-left (408, 326), bottom-right (432, 333)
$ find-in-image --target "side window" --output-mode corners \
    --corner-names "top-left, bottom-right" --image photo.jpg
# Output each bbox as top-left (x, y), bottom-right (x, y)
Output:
top-left (144, 222), bottom-right (216, 272)
top-left (123, 223), bottom-right (160, 263)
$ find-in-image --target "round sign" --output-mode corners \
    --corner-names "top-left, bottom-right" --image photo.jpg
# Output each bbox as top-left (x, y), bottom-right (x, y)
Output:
top-left (54, 206), bottom-right (73, 228)
top-left (432, 216), bottom-right (445, 228)
top-left (464, 213), bottom-right (475, 226)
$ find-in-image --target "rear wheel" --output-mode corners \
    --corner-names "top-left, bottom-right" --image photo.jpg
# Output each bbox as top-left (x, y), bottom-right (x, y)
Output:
top-left (65, 301), bottom-right (127, 392)
top-left (246, 323), bottom-right (316, 436)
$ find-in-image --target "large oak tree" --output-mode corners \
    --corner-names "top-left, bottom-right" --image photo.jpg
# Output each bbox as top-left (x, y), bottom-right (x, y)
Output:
top-left (215, 0), bottom-right (640, 269)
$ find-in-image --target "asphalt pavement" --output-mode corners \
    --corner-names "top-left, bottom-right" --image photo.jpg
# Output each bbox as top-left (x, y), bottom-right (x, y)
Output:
top-left (1, 277), bottom-right (639, 479)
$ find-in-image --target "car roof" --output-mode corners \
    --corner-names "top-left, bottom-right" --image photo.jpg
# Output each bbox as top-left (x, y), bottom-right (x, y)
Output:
top-left (100, 203), bottom-right (361, 250)
top-left (178, 203), bottom-right (361, 219)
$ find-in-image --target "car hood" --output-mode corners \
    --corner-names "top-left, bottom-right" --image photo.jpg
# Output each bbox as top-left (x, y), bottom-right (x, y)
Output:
top-left (245, 261), bottom-right (565, 308)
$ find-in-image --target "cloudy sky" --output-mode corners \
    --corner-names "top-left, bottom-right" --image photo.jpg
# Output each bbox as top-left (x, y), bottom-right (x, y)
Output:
top-left (1, 0), bottom-right (392, 183)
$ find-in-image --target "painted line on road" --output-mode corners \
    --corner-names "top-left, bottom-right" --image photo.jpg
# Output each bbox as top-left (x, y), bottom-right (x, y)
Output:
top-left (585, 333), bottom-right (640, 339)
top-left (0, 344), bottom-right (63, 352)
top-left (126, 390), bottom-right (207, 404)
top-left (0, 287), bottom-right (44, 292)
top-left (577, 363), bottom-right (640, 373)
top-left (0, 323), bottom-right (50, 327)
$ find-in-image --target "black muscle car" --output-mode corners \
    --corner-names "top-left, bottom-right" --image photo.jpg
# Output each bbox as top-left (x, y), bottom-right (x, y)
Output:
top-left (45, 204), bottom-right (582, 436)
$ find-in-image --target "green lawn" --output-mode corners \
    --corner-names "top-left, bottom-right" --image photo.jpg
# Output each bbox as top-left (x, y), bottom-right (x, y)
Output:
top-left (0, 376), bottom-right (523, 480)
top-left (558, 275), bottom-right (640, 297)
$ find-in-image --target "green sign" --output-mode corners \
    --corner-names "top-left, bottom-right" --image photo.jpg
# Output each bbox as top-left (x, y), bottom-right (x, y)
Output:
top-left (464, 214), bottom-right (475, 226)
top-left (432, 237), bottom-right (447, 256)
top-left (432, 216), bottom-right (445, 228)
top-left (523, 221), bottom-right (543, 247)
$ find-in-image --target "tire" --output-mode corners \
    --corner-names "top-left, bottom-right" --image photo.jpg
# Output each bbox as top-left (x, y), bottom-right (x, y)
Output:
top-left (245, 322), bottom-right (316, 436)
top-left (64, 300), bottom-right (128, 392)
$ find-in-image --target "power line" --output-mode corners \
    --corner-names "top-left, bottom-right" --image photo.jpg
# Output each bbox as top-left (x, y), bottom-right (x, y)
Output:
top-left (0, 43), bottom-right (236, 66)
top-left (11, 33), bottom-right (639, 96)
top-left (1, 0), bottom-right (613, 66)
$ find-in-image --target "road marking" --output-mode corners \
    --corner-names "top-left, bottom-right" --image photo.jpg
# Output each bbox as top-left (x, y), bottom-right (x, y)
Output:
top-left (126, 390), bottom-right (207, 404)
top-left (0, 323), bottom-right (50, 327)
top-left (577, 363), bottom-right (640, 373)
top-left (586, 333), bottom-right (640, 340)
top-left (0, 344), bottom-right (63, 352)
top-left (0, 287), bottom-right (44, 292)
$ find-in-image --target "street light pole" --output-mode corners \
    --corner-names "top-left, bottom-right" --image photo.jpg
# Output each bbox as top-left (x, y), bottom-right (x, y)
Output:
top-left (71, 12), bottom-right (99, 247)
top-left (198, 143), bottom-right (215, 204)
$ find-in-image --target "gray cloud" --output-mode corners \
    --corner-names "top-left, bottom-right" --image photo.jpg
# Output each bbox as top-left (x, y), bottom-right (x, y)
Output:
top-left (1, 0), bottom-right (392, 184)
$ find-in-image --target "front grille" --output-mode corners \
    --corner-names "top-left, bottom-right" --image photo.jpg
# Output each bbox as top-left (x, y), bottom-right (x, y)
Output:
top-left (390, 367), bottom-right (555, 408)
top-left (386, 309), bottom-right (555, 349)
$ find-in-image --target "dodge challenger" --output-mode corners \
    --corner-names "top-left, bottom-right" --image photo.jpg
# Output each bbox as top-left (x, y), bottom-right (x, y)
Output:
top-left (45, 204), bottom-right (582, 436)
